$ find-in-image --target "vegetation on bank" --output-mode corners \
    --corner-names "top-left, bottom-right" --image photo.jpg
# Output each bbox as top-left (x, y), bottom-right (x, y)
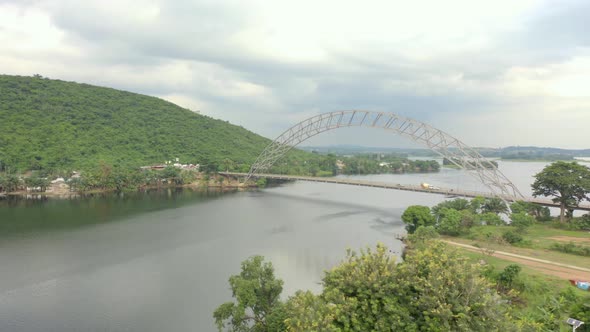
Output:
top-left (396, 201), bottom-right (590, 331)
top-left (214, 234), bottom-right (590, 331)
top-left (393, 161), bottom-right (590, 330)
top-left (215, 241), bottom-right (516, 332)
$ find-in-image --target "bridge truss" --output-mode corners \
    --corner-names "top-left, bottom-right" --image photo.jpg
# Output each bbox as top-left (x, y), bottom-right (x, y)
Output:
top-left (246, 111), bottom-right (524, 201)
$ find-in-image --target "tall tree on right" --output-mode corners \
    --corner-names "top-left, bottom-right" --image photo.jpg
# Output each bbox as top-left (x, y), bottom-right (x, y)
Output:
top-left (532, 161), bottom-right (590, 222)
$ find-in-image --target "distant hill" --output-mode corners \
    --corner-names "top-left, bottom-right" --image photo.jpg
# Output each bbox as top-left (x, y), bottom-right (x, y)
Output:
top-left (302, 145), bottom-right (590, 159)
top-left (0, 75), bottom-right (272, 172)
top-left (498, 146), bottom-right (590, 158)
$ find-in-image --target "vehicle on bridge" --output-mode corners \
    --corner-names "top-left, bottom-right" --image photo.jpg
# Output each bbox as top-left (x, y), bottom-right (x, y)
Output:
top-left (421, 182), bottom-right (440, 190)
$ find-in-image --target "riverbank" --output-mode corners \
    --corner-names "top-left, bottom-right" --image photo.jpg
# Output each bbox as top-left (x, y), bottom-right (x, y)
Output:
top-left (0, 173), bottom-right (257, 199)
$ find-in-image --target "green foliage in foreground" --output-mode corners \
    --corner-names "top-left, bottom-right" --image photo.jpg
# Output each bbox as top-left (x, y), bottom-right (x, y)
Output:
top-left (213, 256), bottom-right (286, 332)
top-left (215, 242), bottom-right (518, 332)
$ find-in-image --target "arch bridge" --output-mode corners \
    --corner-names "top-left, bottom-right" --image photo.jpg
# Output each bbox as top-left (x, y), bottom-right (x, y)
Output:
top-left (244, 110), bottom-right (524, 203)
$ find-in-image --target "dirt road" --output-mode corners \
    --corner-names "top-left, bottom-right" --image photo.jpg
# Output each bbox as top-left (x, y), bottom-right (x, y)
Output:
top-left (443, 240), bottom-right (590, 281)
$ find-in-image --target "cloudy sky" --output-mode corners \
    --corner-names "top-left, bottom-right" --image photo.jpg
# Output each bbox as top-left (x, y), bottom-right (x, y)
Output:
top-left (1, 0), bottom-right (589, 149)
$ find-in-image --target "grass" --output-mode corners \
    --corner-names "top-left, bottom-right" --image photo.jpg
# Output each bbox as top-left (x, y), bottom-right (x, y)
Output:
top-left (459, 248), bottom-right (573, 291)
top-left (444, 224), bottom-right (590, 267)
top-left (457, 247), bottom-right (590, 321)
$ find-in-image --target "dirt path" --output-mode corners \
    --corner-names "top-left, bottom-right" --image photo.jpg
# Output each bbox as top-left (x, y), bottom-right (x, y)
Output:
top-left (547, 236), bottom-right (590, 244)
top-left (443, 240), bottom-right (590, 281)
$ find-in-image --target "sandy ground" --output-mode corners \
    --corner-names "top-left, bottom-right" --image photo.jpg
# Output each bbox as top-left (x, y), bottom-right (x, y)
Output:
top-left (443, 240), bottom-right (590, 281)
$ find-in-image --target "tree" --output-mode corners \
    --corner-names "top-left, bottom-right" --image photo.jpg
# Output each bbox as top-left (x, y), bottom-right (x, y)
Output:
top-left (432, 198), bottom-right (470, 217)
top-left (406, 225), bottom-right (439, 245)
top-left (0, 173), bottom-right (21, 192)
top-left (24, 174), bottom-right (50, 192)
top-left (532, 161), bottom-right (590, 222)
top-left (496, 264), bottom-right (521, 292)
top-left (482, 197), bottom-right (509, 215)
top-left (401, 205), bottom-right (435, 234)
top-left (509, 201), bottom-right (529, 215)
top-left (478, 212), bottom-right (505, 226)
top-left (469, 196), bottom-right (486, 214)
top-left (396, 241), bottom-right (516, 331)
top-left (213, 256), bottom-right (286, 332)
top-left (285, 243), bottom-right (517, 331)
top-left (222, 158), bottom-right (235, 172)
top-left (284, 291), bottom-right (338, 332)
top-left (509, 212), bottom-right (535, 231)
top-left (161, 166), bottom-right (183, 185)
top-left (285, 244), bottom-right (414, 331)
top-left (436, 208), bottom-right (464, 236)
top-left (510, 201), bottom-right (552, 222)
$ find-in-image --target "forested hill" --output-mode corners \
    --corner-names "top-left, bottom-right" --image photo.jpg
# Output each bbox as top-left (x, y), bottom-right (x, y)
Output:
top-left (0, 75), bottom-right (272, 172)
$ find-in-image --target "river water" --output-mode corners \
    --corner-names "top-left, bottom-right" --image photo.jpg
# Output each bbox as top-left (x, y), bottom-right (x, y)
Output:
top-left (0, 160), bottom-right (570, 331)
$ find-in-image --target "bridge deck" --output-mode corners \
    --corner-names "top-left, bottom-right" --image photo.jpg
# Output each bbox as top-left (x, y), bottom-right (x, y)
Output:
top-left (220, 172), bottom-right (590, 212)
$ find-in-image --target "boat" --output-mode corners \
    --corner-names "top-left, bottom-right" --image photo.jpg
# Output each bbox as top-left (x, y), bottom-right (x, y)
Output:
top-left (569, 280), bottom-right (590, 291)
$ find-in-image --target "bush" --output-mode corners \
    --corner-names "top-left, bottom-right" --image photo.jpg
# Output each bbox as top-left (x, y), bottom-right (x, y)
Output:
top-left (432, 198), bottom-right (470, 216)
top-left (256, 177), bottom-right (267, 188)
top-left (478, 212), bottom-right (505, 226)
top-left (460, 210), bottom-right (476, 228)
top-left (407, 225), bottom-right (439, 244)
top-left (502, 230), bottom-right (523, 245)
top-left (510, 212), bottom-right (535, 231)
top-left (550, 217), bottom-right (590, 231)
top-left (497, 264), bottom-right (522, 291)
top-left (550, 242), bottom-right (590, 257)
top-left (567, 214), bottom-right (590, 230)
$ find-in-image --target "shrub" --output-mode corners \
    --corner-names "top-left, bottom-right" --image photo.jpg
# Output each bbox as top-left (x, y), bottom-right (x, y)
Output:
top-left (497, 264), bottom-right (522, 291)
top-left (407, 225), bottom-right (439, 244)
top-left (256, 177), bottom-right (267, 188)
top-left (569, 214), bottom-right (590, 230)
top-left (550, 242), bottom-right (590, 257)
top-left (478, 212), bottom-right (505, 226)
top-left (502, 230), bottom-right (523, 245)
top-left (510, 212), bottom-right (535, 232)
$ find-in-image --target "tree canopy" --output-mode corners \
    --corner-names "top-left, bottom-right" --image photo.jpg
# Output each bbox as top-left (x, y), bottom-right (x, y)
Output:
top-left (284, 242), bottom-right (515, 331)
top-left (401, 205), bottom-right (436, 233)
top-left (532, 161), bottom-right (590, 222)
top-left (213, 256), bottom-right (286, 332)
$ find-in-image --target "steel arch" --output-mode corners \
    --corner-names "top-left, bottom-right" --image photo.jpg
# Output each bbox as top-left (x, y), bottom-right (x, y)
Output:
top-left (246, 110), bottom-right (524, 201)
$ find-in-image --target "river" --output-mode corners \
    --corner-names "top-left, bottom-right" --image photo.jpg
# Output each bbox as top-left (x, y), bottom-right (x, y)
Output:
top-left (0, 160), bottom-right (573, 331)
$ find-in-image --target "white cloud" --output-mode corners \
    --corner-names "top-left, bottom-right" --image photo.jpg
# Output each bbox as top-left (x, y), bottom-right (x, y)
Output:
top-left (0, 0), bottom-right (589, 148)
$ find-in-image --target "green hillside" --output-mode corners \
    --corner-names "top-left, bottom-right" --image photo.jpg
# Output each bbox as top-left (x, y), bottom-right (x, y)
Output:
top-left (0, 75), bottom-right (271, 172)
